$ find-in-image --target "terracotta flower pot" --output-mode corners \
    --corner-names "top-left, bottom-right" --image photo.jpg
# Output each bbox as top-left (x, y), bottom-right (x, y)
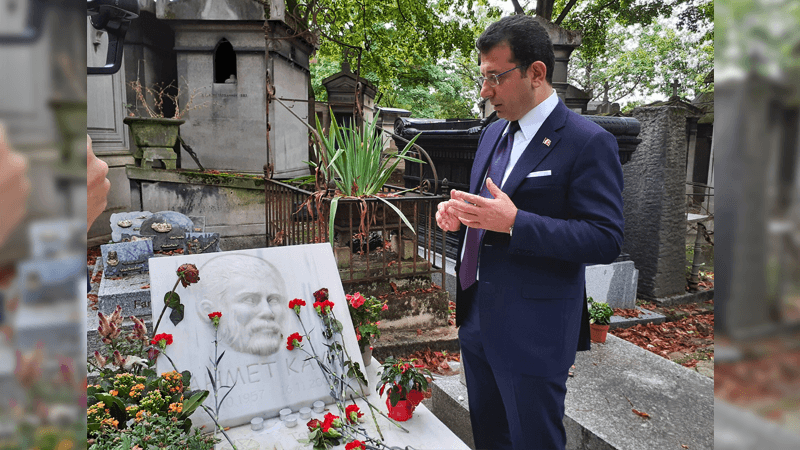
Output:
top-left (406, 389), bottom-right (425, 407)
top-left (386, 397), bottom-right (415, 422)
top-left (590, 323), bottom-right (610, 343)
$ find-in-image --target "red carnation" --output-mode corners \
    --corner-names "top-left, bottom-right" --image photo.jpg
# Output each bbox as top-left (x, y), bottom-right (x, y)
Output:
top-left (151, 333), bottom-right (173, 350)
top-left (286, 332), bottom-right (303, 351)
top-left (288, 298), bottom-right (306, 314)
top-left (345, 404), bottom-right (363, 424)
top-left (208, 311), bottom-right (222, 328)
top-left (313, 299), bottom-right (335, 316)
top-left (176, 264), bottom-right (200, 287)
top-left (345, 441), bottom-right (366, 450)
top-left (322, 412), bottom-right (341, 432)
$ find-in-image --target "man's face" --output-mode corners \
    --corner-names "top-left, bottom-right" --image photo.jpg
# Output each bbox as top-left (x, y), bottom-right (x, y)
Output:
top-left (479, 44), bottom-right (536, 122)
top-left (219, 275), bottom-right (287, 356)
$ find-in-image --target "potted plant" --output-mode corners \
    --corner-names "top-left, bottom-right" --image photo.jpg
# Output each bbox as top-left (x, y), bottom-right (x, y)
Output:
top-left (123, 78), bottom-right (206, 168)
top-left (376, 357), bottom-right (431, 421)
top-left (288, 110), bottom-right (425, 246)
top-left (588, 296), bottom-right (614, 343)
top-left (346, 292), bottom-right (388, 366)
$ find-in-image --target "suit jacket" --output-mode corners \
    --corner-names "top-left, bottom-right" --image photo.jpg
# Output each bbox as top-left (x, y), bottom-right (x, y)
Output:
top-left (455, 99), bottom-right (624, 377)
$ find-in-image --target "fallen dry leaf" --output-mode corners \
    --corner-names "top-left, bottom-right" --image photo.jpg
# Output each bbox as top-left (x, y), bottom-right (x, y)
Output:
top-left (632, 408), bottom-right (651, 419)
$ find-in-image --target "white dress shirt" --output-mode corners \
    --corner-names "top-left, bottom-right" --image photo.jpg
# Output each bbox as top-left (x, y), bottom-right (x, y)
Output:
top-left (461, 89), bottom-right (560, 280)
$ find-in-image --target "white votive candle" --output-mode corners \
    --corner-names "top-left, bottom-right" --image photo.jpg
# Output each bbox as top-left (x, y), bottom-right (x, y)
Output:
top-left (279, 408), bottom-right (292, 421)
top-left (312, 401), bottom-right (325, 413)
top-left (285, 413), bottom-right (298, 428)
top-left (299, 407), bottom-right (311, 419)
top-left (250, 417), bottom-right (263, 431)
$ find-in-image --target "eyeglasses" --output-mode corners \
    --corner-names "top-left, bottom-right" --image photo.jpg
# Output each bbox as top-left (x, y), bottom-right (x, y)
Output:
top-left (478, 66), bottom-right (524, 88)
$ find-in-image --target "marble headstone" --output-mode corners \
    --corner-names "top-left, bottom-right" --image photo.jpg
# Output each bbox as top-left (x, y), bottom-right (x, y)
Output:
top-left (101, 240), bottom-right (155, 278)
top-left (110, 211), bottom-right (153, 243)
top-left (139, 213), bottom-right (189, 252)
top-left (184, 232), bottom-right (221, 254)
top-left (149, 244), bottom-right (365, 429)
top-left (18, 256), bottom-right (85, 305)
top-left (585, 260), bottom-right (638, 309)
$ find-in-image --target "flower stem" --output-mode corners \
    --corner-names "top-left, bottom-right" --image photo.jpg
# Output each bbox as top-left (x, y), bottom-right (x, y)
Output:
top-left (153, 278), bottom-right (180, 336)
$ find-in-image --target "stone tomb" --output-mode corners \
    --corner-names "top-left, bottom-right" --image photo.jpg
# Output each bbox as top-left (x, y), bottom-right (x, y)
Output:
top-left (139, 213), bottom-right (189, 252)
top-left (149, 244), bottom-right (365, 429)
top-left (585, 260), bottom-right (638, 309)
top-left (110, 211), bottom-right (153, 243)
top-left (184, 232), bottom-right (221, 254)
top-left (101, 240), bottom-right (154, 278)
top-left (97, 241), bottom-right (155, 317)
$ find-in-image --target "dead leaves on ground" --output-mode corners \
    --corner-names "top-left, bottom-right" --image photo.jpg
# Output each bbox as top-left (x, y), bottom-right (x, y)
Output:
top-left (610, 304), bottom-right (713, 368)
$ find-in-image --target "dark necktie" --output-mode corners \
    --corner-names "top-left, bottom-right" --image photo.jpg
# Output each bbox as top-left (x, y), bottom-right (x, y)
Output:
top-left (459, 121), bottom-right (519, 290)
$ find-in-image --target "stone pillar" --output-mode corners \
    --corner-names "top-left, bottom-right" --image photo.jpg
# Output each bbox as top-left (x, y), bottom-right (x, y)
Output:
top-left (714, 77), bottom-right (780, 336)
top-left (532, 16), bottom-right (581, 103)
top-left (624, 104), bottom-right (699, 300)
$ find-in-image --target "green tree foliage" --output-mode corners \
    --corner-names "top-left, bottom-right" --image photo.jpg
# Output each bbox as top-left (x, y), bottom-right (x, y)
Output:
top-left (568, 21), bottom-right (713, 106)
top-left (281, 0), bottom-right (504, 119)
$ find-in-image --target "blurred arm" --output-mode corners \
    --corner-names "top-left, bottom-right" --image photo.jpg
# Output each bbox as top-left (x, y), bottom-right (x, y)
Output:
top-left (0, 124), bottom-right (30, 246)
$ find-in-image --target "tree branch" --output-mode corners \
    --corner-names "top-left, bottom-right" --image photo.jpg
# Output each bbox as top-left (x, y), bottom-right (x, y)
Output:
top-left (554, 0), bottom-right (578, 25)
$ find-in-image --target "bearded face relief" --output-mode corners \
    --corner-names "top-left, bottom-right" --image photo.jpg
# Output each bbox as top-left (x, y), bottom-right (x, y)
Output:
top-left (221, 277), bottom-right (286, 356)
top-left (197, 255), bottom-right (288, 357)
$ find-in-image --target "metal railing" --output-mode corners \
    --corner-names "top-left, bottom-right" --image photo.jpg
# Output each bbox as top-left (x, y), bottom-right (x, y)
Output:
top-left (264, 178), bottom-right (448, 285)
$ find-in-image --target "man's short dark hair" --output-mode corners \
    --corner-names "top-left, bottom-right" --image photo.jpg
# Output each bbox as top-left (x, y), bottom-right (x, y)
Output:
top-left (476, 15), bottom-right (555, 84)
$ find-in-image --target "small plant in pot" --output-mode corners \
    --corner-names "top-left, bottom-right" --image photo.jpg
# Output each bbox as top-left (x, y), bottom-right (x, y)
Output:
top-left (376, 357), bottom-right (432, 422)
top-left (588, 296), bottom-right (613, 343)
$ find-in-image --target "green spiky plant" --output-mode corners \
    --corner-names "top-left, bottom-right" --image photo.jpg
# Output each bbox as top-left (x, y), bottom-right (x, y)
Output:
top-left (290, 111), bottom-right (425, 246)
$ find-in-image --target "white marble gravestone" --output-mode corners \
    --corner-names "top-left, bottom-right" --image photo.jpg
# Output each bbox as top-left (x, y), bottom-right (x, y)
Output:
top-left (149, 244), bottom-right (365, 430)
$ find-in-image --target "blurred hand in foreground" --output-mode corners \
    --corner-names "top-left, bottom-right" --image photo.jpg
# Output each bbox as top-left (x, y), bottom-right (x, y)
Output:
top-left (87, 134), bottom-right (110, 231)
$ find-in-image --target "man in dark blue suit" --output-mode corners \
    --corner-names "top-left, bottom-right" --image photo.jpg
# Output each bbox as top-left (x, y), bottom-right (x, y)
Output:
top-left (436, 15), bottom-right (624, 450)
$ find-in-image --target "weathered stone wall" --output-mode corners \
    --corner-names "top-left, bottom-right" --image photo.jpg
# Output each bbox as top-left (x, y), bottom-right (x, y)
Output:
top-left (624, 106), bottom-right (693, 299)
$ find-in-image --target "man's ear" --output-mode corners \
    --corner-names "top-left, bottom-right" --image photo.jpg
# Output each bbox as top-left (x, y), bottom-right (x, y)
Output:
top-left (198, 297), bottom-right (214, 317)
top-left (529, 61), bottom-right (548, 88)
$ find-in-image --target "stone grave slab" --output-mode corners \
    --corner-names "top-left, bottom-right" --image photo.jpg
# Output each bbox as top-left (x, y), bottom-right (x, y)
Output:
top-left (430, 334), bottom-right (714, 450)
top-left (110, 211), bottom-right (153, 243)
top-left (97, 271), bottom-right (152, 318)
top-left (218, 356), bottom-right (470, 450)
top-left (149, 244), bottom-right (365, 430)
top-left (585, 260), bottom-right (638, 309)
top-left (28, 219), bottom-right (84, 258)
top-left (101, 240), bottom-right (154, 278)
top-left (139, 213), bottom-right (189, 252)
top-left (184, 232), bottom-right (221, 254)
top-left (18, 255), bottom-right (85, 305)
top-left (14, 301), bottom-right (82, 356)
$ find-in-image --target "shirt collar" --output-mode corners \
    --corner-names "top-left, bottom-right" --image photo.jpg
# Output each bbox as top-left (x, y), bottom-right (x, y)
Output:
top-left (505, 89), bottom-right (559, 140)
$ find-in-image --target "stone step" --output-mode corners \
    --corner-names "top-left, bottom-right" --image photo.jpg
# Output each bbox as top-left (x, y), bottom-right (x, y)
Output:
top-left (429, 335), bottom-right (714, 450)
top-left (609, 306), bottom-right (666, 330)
top-left (372, 325), bottom-right (459, 362)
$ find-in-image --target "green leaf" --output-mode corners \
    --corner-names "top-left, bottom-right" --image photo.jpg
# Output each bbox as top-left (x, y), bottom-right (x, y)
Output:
top-left (164, 291), bottom-right (181, 309)
top-left (169, 304), bottom-right (185, 326)
top-left (180, 390), bottom-right (210, 418)
top-left (328, 196), bottom-right (339, 247)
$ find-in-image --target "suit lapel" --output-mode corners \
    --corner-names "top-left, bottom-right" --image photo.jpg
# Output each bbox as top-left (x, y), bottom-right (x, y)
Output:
top-left (471, 121), bottom-right (506, 194)
top-left (502, 100), bottom-right (569, 199)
